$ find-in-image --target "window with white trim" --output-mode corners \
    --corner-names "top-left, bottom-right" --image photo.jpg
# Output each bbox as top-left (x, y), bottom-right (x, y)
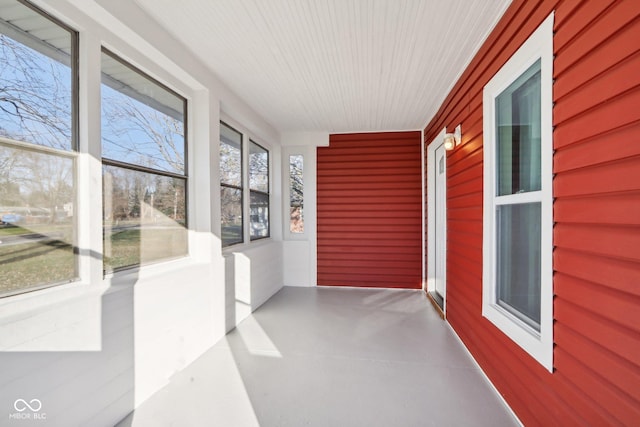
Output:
top-left (220, 122), bottom-right (243, 247)
top-left (249, 140), bottom-right (269, 240)
top-left (482, 13), bottom-right (554, 371)
top-left (289, 154), bottom-right (304, 233)
top-left (101, 49), bottom-right (188, 274)
top-left (0, 1), bottom-right (78, 297)
top-left (219, 123), bottom-right (270, 246)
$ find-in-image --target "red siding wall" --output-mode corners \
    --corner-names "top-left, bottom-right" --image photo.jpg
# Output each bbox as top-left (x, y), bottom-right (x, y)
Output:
top-left (424, 0), bottom-right (640, 425)
top-left (317, 131), bottom-right (422, 289)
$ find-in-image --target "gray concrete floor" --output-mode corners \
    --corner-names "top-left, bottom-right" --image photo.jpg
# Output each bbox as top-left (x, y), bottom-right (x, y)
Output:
top-left (117, 286), bottom-right (520, 427)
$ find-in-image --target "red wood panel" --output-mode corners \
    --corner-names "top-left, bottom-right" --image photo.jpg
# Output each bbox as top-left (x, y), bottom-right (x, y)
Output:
top-left (423, 0), bottom-right (640, 424)
top-left (553, 87), bottom-right (640, 143)
top-left (554, 191), bottom-right (640, 225)
top-left (554, 53), bottom-right (640, 124)
top-left (317, 131), bottom-right (422, 289)
top-left (554, 323), bottom-right (640, 403)
top-left (554, 156), bottom-right (640, 197)
top-left (555, 298), bottom-right (640, 365)
top-left (554, 21), bottom-right (640, 99)
top-left (554, 247), bottom-right (640, 296)
top-left (554, 1), bottom-right (639, 73)
top-left (554, 122), bottom-right (640, 171)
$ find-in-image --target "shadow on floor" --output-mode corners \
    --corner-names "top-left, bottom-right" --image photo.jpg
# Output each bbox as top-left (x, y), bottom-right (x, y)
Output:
top-left (117, 286), bottom-right (519, 427)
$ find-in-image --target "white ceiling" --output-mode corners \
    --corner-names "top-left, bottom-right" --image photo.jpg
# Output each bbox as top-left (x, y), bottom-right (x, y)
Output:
top-left (134, 0), bottom-right (512, 134)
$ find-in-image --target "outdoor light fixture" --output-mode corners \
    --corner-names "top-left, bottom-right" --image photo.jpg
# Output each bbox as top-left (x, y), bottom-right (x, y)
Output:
top-left (443, 125), bottom-right (462, 151)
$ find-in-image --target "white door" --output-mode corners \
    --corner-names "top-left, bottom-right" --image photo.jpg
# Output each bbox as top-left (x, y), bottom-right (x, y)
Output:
top-left (426, 131), bottom-right (447, 315)
top-left (434, 144), bottom-right (446, 301)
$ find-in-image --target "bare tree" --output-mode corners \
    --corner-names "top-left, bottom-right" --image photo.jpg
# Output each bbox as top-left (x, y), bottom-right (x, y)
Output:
top-left (0, 34), bottom-right (72, 150)
top-left (101, 92), bottom-right (184, 174)
top-left (1, 29), bottom-right (186, 227)
top-left (289, 155), bottom-right (304, 232)
top-left (0, 29), bottom-right (75, 226)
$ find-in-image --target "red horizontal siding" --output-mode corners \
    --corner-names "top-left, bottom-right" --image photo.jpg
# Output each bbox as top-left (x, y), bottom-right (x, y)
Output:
top-left (423, 0), bottom-right (640, 425)
top-left (554, 122), bottom-right (640, 172)
top-left (317, 131), bottom-right (422, 289)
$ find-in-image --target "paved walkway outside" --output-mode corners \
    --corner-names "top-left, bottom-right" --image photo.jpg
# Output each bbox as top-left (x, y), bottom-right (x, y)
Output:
top-left (117, 286), bottom-right (520, 426)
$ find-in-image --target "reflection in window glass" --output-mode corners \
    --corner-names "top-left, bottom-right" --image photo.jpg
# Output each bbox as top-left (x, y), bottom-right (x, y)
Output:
top-left (103, 165), bottom-right (187, 273)
top-left (249, 141), bottom-right (269, 240)
top-left (220, 122), bottom-right (243, 246)
top-left (496, 202), bottom-right (541, 329)
top-left (0, 3), bottom-right (77, 297)
top-left (101, 49), bottom-right (187, 272)
top-left (250, 191), bottom-right (269, 240)
top-left (496, 59), bottom-right (541, 196)
top-left (0, 3), bottom-right (74, 151)
top-left (289, 155), bottom-right (304, 233)
top-left (249, 141), bottom-right (268, 193)
top-left (220, 123), bottom-right (242, 187)
top-left (101, 51), bottom-right (185, 174)
top-left (0, 144), bottom-right (76, 296)
top-left (493, 59), bottom-right (543, 328)
top-left (221, 187), bottom-right (242, 246)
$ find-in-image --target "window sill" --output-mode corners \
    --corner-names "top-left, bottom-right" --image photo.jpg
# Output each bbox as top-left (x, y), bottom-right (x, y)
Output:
top-left (103, 254), bottom-right (207, 285)
top-left (222, 237), bottom-right (275, 256)
top-left (0, 279), bottom-right (106, 322)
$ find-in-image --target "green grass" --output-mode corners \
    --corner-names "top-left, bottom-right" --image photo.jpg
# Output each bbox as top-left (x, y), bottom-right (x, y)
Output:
top-left (0, 239), bottom-right (75, 296)
top-left (0, 223), bottom-right (72, 237)
top-left (0, 224), bottom-right (187, 296)
top-left (104, 226), bottom-right (188, 273)
top-left (0, 224), bottom-right (32, 236)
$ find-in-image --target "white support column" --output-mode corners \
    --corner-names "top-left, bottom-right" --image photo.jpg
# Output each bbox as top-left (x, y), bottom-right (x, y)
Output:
top-left (77, 30), bottom-right (104, 286)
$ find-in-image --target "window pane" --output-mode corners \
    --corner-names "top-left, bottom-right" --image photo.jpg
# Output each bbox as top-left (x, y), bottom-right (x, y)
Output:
top-left (0, 3), bottom-right (74, 151)
top-left (103, 165), bottom-right (187, 273)
top-left (250, 191), bottom-right (269, 240)
top-left (101, 51), bottom-right (185, 174)
top-left (496, 202), bottom-right (541, 329)
top-left (249, 141), bottom-right (268, 193)
top-left (220, 123), bottom-right (242, 187)
top-left (221, 186), bottom-right (242, 246)
top-left (289, 154), bottom-right (304, 233)
top-left (496, 59), bottom-right (541, 196)
top-left (0, 143), bottom-right (76, 296)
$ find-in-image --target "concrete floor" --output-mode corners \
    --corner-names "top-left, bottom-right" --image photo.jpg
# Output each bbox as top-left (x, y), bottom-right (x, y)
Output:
top-left (117, 286), bottom-right (520, 427)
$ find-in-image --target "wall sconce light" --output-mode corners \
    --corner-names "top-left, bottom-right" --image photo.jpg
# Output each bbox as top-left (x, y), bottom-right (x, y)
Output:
top-left (443, 125), bottom-right (462, 151)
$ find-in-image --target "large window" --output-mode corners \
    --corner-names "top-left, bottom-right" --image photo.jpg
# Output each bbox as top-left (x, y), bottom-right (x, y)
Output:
top-left (249, 141), bottom-right (269, 240)
top-left (220, 122), bottom-right (243, 247)
top-left (101, 49), bottom-right (187, 274)
top-left (0, 1), bottom-right (78, 297)
top-left (482, 14), bottom-right (553, 371)
top-left (219, 124), bottom-right (270, 247)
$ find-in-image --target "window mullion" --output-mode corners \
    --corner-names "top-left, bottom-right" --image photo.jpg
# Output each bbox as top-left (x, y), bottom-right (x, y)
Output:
top-left (495, 191), bottom-right (542, 206)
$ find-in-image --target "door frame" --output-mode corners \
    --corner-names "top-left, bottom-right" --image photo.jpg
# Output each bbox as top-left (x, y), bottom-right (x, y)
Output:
top-left (426, 129), bottom-right (447, 317)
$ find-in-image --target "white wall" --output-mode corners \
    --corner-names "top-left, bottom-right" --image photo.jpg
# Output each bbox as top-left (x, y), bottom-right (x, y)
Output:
top-left (221, 114), bottom-right (285, 326)
top-left (0, 0), bottom-right (283, 425)
top-left (226, 241), bottom-right (284, 325)
top-left (281, 133), bottom-right (328, 287)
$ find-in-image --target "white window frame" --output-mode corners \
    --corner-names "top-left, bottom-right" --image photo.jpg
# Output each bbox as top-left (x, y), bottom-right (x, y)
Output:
top-left (248, 139), bottom-right (270, 241)
top-left (219, 115), bottom-right (272, 250)
top-left (220, 121), bottom-right (244, 248)
top-left (286, 151), bottom-right (305, 237)
top-left (482, 13), bottom-right (554, 372)
top-left (0, 2), bottom-right (79, 298)
top-left (101, 48), bottom-right (189, 274)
